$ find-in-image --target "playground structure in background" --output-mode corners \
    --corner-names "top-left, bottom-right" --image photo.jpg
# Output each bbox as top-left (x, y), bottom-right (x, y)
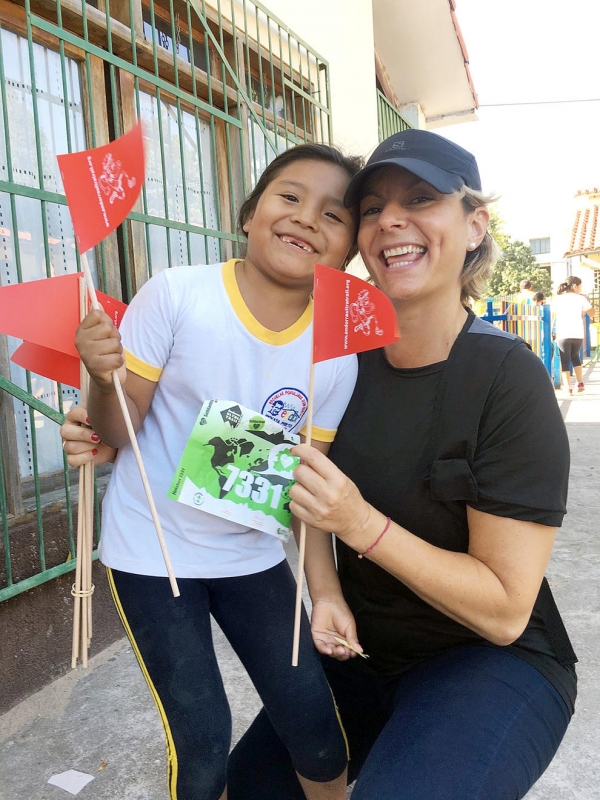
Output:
top-left (476, 297), bottom-right (596, 388)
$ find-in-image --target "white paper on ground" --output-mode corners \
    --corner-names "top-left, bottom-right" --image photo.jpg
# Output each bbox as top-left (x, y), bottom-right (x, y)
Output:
top-left (47, 769), bottom-right (95, 795)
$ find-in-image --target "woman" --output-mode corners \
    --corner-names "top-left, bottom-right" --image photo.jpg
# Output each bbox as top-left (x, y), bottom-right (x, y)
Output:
top-left (227, 130), bottom-right (577, 800)
top-left (552, 275), bottom-right (593, 394)
top-left (62, 131), bottom-right (577, 800)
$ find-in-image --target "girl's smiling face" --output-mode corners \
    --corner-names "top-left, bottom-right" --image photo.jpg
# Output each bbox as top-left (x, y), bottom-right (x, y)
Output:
top-left (357, 166), bottom-right (488, 305)
top-left (242, 159), bottom-right (355, 290)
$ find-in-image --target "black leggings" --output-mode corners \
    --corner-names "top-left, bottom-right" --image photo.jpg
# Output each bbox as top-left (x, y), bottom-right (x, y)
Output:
top-left (557, 338), bottom-right (583, 371)
top-left (108, 562), bottom-right (347, 800)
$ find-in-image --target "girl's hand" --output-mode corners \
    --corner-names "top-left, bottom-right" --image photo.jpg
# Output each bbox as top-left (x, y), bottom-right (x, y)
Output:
top-left (60, 406), bottom-right (117, 467)
top-left (75, 309), bottom-right (127, 390)
top-left (290, 443), bottom-right (372, 541)
top-left (311, 599), bottom-right (362, 661)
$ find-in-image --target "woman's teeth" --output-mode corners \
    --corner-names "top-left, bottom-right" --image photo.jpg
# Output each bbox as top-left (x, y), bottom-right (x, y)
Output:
top-left (382, 244), bottom-right (426, 266)
top-left (383, 245), bottom-right (426, 258)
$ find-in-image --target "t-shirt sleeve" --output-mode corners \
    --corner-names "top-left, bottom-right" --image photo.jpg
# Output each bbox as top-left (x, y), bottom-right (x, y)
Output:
top-left (304, 355), bottom-right (358, 442)
top-left (470, 344), bottom-right (569, 526)
top-left (119, 271), bottom-right (175, 382)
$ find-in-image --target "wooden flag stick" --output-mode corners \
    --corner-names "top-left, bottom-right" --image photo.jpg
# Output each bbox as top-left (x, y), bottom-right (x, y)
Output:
top-left (291, 357), bottom-right (315, 667)
top-left (84, 459), bottom-right (94, 649)
top-left (79, 286), bottom-right (93, 660)
top-left (70, 471), bottom-right (85, 668)
top-left (72, 277), bottom-right (91, 667)
top-left (80, 253), bottom-right (180, 598)
top-left (79, 462), bottom-right (89, 668)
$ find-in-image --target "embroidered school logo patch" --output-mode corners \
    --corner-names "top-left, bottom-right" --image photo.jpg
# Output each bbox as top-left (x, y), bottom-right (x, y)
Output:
top-left (262, 388), bottom-right (308, 432)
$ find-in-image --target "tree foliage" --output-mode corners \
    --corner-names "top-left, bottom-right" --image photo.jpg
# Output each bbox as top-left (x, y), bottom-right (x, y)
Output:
top-left (485, 209), bottom-right (552, 298)
top-left (487, 208), bottom-right (510, 251)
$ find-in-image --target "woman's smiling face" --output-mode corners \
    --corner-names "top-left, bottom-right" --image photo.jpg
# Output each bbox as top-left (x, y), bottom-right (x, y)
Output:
top-left (357, 166), bottom-right (488, 305)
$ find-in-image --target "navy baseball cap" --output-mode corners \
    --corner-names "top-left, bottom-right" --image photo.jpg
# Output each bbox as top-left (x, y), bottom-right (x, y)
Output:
top-left (344, 128), bottom-right (482, 207)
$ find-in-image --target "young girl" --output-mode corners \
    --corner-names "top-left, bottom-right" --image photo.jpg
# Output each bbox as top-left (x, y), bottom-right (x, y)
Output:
top-left (67, 144), bottom-right (363, 800)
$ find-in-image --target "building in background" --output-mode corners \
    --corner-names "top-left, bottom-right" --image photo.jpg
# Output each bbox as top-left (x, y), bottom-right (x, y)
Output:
top-left (526, 235), bottom-right (570, 293)
top-left (527, 186), bottom-right (600, 296)
top-left (564, 188), bottom-right (600, 300)
top-left (530, 236), bottom-right (551, 266)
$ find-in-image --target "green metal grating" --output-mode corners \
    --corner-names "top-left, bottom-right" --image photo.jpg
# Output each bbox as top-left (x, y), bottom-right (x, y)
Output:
top-left (377, 89), bottom-right (411, 142)
top-left (0, 0), bottom-right (332, 601)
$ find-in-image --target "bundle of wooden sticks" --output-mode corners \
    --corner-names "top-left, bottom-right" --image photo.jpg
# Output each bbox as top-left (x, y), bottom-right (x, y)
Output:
top-left (71, 277), bottom-right (95, 669)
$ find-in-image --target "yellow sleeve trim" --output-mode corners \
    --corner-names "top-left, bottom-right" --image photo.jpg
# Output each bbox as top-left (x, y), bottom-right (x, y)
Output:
top-left (300, 425), bottom-right (337, 443)
top-left (124, 348), bottom-right (163, 382)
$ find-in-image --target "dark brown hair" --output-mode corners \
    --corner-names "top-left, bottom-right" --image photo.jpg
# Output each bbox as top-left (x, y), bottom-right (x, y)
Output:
top-left (238, 143), bottom-right (364, 267)
top-left (558, 275), bottom-right (582, 294)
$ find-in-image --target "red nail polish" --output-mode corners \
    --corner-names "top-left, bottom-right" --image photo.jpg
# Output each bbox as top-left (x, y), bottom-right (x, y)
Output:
top-left (91, 449), bottom-right (98, 457)
top-left (91, 434), bottom-right (100, 443)
top-left (85, 417), bottom-right (91, 425)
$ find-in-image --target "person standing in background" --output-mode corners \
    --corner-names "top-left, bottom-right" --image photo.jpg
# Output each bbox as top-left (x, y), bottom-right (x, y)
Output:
top-left (552, 276), bottom-right (593, 394)
top-left (517, 279), bottom-right (535, 302)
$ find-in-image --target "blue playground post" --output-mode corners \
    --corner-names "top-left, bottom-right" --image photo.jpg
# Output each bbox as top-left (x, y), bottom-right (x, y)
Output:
top-left (540, 304), bottom-right (552, 375)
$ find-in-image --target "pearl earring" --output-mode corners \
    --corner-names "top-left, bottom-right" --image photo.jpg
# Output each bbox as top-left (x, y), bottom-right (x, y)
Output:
top-left (467, 242), bottom-right (477, 251)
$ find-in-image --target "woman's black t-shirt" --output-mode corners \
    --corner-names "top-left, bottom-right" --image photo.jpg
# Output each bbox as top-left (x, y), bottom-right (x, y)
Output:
top-left (329, 342), bottom-right (576, 712)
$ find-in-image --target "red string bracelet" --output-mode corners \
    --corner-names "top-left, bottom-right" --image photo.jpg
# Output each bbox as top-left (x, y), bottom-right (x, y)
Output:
top-left (358, 516), bottom-right (391, 559)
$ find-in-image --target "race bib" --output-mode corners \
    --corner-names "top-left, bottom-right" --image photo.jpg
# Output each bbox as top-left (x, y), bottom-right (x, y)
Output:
top-left (168, 400), bottom-right (300, 541)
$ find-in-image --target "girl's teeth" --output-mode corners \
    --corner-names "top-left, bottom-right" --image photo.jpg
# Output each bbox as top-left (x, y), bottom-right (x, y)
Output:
top-left (280, 236), bottom-right (313, 253)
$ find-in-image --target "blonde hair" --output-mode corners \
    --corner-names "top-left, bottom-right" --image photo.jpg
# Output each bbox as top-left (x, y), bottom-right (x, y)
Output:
top-left (459, 187), bottom-right (501, 304)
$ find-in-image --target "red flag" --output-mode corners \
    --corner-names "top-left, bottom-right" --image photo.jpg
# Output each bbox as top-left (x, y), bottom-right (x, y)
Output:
top-left (11, 342), bottom-right (81, 388)
top-left (0, 273), bottom-right (127, 388)
top-left (57, 122), bottom-right (145, 253)
top-left (312, 263), bottom-right (399, 363)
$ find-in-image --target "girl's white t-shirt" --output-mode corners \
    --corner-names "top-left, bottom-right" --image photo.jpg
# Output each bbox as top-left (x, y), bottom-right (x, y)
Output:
top-left (99, 261), bottom-right (358, 579)
top-left (553, 292), bottom-right (591, 340)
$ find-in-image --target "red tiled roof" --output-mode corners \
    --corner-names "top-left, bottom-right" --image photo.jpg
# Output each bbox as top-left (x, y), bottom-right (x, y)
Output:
top-left (565, 190), bottom-right (600, 257)
top-left (448, 0), bottom-right (479, 108)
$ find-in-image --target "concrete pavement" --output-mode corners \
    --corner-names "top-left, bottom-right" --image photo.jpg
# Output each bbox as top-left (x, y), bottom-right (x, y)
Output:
top-left (1, 361), bottom-right (599, 800)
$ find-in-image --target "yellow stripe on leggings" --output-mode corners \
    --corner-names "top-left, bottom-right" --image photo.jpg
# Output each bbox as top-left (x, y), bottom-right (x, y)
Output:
top-left (107, 568), bottom-right (179, 799)
top-left (328, 684), bottom-right (351, 762)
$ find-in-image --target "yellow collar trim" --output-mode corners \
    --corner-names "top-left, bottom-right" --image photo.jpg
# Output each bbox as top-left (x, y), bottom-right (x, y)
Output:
top-left (222, 259), bottom-right (313, 345)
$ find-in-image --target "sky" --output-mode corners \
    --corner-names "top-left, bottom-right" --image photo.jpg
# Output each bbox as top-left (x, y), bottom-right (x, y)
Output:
top-left (440, 0), bottom-right (600, 252)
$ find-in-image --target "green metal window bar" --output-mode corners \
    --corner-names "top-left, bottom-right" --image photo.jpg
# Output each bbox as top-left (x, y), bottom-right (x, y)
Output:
top-left (377, 88), bottom-right (411, 142)
top-left (0, 0), bottom-right (332, 602)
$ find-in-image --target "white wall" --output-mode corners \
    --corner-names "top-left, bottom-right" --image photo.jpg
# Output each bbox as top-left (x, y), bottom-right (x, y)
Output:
top-left (262, 0), bottom-right (379, 159)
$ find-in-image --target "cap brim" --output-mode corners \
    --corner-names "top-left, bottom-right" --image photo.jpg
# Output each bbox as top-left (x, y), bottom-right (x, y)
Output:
top-left (343, 157), bottom-right (465, 208)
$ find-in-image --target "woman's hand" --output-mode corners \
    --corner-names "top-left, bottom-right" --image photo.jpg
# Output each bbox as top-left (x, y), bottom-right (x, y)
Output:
top-left (60, 406), bottom-right (117, 467)
top-left (311, 598), bottom-right (363, 661)
top-left (75, 309), bottom-right (127, 390)
top-left (290, 443), bottom-right (372, 541)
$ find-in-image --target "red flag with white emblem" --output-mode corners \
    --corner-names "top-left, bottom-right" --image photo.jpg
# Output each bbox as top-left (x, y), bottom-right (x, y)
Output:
top-left (57, 122), bottom-right (145, 254)
top-left (312, 263), bottom-right (400, 363)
